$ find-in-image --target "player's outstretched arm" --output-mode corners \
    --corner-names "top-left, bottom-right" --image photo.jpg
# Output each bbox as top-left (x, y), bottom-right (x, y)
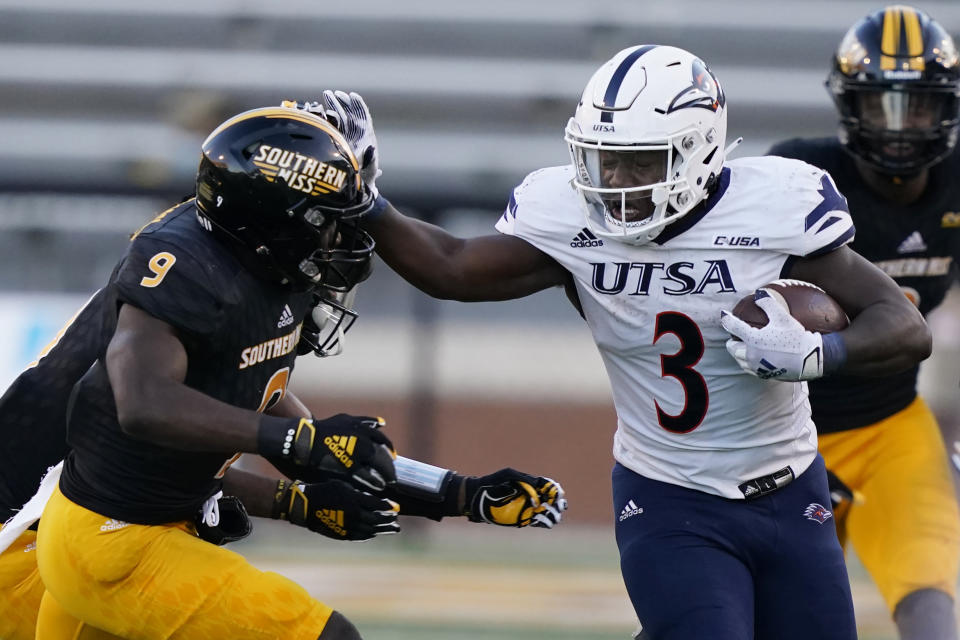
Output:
top-left (788, 245), bottom-right (931, 375)
top-left (306, 90), bottom-right (567, 302)
top-left (380, 457), bottom-right (567, 528)
top-left (107, 304), bottom-right (396, 490)
top-left (368, 206), bottom-right (566, 301)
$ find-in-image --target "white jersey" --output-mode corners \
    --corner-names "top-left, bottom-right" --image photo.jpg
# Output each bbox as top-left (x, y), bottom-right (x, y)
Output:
top-left (495, 156), bottom-right (855, 498)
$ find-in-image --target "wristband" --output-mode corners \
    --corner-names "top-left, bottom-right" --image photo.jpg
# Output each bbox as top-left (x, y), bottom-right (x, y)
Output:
top-left (821, 332), bottom-right (848, 375)
top-left (363, 194), bottom-right (391, 222)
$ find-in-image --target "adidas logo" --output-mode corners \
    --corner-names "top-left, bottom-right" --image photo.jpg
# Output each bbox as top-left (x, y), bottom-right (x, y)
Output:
top-left (619, 499), bottom-right (643, 522)
top-left (897, 231), bottom-right (927, 254)
top-left (277, 304), bottom-right (295, 328)
top-left (570, 227), bottom-right (604, 248)
top-left (323, 435), bottom-right (357, 468)
top-left (316, 509), bottom-right (347, 536)
top-left (99, 518), bottom-right (130, 532)
top-left (196, 212), bottom-right (213, 232)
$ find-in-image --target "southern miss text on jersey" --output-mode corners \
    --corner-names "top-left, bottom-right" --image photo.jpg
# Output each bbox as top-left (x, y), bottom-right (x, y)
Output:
top-left (496, 157), bottom-right (855, 498)
top-left (769, 137), bottom-right (960, 433)
top-left (0, 290), bottom-right (106, 524)
top-left (60, 201), bottom-right (313, 524)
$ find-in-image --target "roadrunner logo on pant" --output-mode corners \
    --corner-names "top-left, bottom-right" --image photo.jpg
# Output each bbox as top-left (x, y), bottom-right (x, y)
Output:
top-left (803, 503), bottom-right (832, 524)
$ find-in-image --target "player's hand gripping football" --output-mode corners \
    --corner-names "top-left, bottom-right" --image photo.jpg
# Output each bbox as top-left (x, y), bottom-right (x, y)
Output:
top-left (720, 288), bottom-right (826, 381)
top-left (259, 414), bottom-right (396, 492)
top-left (272, 478), bottom-right (400, 541)
top-left (463, 468), bottom-right (568, 528)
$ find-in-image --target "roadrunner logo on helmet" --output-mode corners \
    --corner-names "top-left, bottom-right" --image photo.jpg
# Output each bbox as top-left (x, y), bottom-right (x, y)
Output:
top-left (195, 106), bottom-right (376, 292)
top-left (564, 45), bottom-right (731, 245)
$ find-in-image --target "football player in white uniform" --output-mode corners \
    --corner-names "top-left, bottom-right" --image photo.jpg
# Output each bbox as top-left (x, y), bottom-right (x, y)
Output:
top-left (314, 44), bottom-right (930, 639)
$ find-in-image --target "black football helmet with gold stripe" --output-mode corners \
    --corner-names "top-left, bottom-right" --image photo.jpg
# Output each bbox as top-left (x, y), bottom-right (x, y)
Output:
top-left (827, 5), bottom-right (960, 175)
top-left (196, 107), bottom-right (375, 291)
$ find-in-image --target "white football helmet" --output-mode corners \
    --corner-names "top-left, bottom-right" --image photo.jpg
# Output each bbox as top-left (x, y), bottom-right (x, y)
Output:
top-left (565, 45), bottom-right (730, 245)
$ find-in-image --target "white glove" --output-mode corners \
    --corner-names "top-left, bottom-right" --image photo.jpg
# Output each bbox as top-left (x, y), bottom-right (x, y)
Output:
top-left (719, 288), bottom-right (825, 381)
top-left (320, 90), bottom-right (381, 197)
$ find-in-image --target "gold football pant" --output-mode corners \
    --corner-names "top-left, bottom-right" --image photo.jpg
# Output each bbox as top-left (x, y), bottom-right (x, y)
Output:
top-left (818, 397), bottom-right (960, 613)
top-left (0, 528), bottom-right (42, 640)
top-left (36, 487), bottom-right (335, 640)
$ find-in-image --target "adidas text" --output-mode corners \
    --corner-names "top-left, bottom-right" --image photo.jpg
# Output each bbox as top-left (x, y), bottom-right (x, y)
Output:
top-left (619, 500), bottom-right (643, 522)
top-left (100, 518), bottom-right (130, 532)
top-left (323, 436), bottom-right (354, 468)
top-left (317, 510), bottom-right (347, 537)
top-left (571, 228), bottom-right (603, 248)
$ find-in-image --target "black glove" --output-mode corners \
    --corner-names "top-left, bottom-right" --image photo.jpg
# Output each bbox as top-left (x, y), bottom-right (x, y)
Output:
top-left (258, 414), bottom-right (397, 491)
top-left (194, 495), bottom-right (253, 546)
top-left (272, 478), bottom-right (399, 541)
top-left (826, 468), bottom-right (860, 519)
top-left (463, 468), bottom-right (568, 528)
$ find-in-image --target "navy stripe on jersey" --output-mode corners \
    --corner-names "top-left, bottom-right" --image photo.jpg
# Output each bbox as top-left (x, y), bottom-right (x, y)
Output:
top-left (805, 174), bottom-right (848, 231)
top-left (654, 167), bottom-right (731, 245)
top-left (807, 226), bottom-right (856, 258)
top-left (600, 45), bottom-right (658, 123)
top-left (504, 190), bottom-right (519, 221)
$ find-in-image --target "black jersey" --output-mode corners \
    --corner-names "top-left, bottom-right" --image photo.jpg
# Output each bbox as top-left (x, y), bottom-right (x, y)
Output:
top-left (768, 137), bottom-right (960, 433)
top-left (0, 289), bottom-right (107, 523)
top-left (59, 200), bottom-right (313, 524)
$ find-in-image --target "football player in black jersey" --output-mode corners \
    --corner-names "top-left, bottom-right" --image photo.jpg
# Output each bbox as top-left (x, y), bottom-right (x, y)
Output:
top-left (768, 6), bottom-right (960, 640)
top-left (0, 273), bottom-right (564, 640)
top-left (17, 107), bottom-right (565, 640)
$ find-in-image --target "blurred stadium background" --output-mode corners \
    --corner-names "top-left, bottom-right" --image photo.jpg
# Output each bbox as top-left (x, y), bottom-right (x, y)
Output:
top-left (1, 0), bottom-right (959, 637)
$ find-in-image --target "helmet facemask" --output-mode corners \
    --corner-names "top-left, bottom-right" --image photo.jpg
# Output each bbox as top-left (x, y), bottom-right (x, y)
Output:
top-left (300, 286), bottom-right (359, 357)
top-left (292, 206), bottom-right (374, 292)
top-left (832, 83), bottom-right (959, 174)
top-left (567, 124), bottom-right (717, 244)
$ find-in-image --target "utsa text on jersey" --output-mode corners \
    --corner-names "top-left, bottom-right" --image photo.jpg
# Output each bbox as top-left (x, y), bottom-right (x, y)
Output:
top-left (590, 259), bottom-right (736, 295)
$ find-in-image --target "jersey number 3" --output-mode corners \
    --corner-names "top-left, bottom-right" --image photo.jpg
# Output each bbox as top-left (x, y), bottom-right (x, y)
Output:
top-left (653, 312), bottom-right (708, 433)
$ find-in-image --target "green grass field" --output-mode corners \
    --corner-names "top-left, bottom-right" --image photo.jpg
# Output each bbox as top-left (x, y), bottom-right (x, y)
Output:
top-left (235, 519), bottom-right (948, 640)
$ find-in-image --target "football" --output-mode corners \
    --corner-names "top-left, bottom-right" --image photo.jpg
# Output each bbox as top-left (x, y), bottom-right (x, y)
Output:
top-left (731, 279), bottom-right (849, 333)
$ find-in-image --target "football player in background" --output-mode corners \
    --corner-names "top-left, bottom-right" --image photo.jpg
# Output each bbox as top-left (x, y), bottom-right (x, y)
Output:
top-left (314, 42), bottom-right (931, 640)
top-left (766, 6), bottom-right (960, 639)
top-left (14, 107), bottom-right (564, 640)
